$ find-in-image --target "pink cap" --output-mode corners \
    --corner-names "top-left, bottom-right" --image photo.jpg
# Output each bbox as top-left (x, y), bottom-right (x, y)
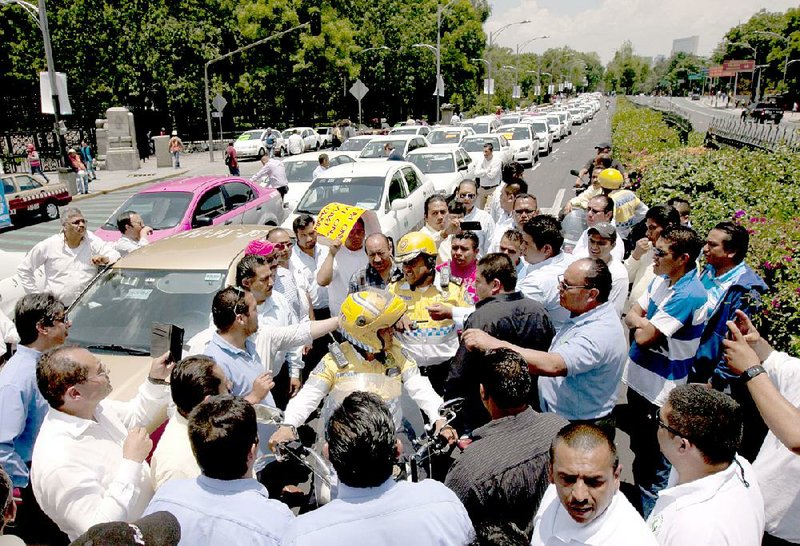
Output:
top-left (245, 239), bottom-right (276, 256)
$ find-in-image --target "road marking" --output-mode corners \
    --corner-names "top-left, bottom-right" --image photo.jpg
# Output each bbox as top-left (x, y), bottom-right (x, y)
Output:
top-left (564, 138), bottom-right (571, 144)
top-left (553, 148), bottom-right (560, 153)
top-left (549, 188), bottom-right (566, 214)
top-left (532, 163), bottom-right (541, 171)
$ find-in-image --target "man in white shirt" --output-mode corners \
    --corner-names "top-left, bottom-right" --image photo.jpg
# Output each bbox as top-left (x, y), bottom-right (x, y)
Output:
top-left (474, 143), bottom-right (502, 210)
top-left (114, 211), bottom-right (153, 257)
top-left (648, 384), bottom-right (764, 545)
top-left (586, 223), bottom-right (629, 316)
top-left (571, 195), bottom-right (624, 262)
top-left (250, 149), bottom-right (289, 198)
top-left (487, 178), bottom-right (528, 253)
top-left (454, 180), bottom-right (495, 256)
top-left (281, 392), bottom-right (474, 546)
top-left (17, 207), bottom-right (120, 306)
top-left (516, 215), bottom-right (575, 331)
top-left (287, 132), bottom-right (304, 155)
top-left (265, 229), bottom-right (310, 321)
top-left (532, 423), bottom-right (657, 545)
top-left (290, 215), bottom-right (329, 319)
top-left (150, 355), bottom-right (231, 490)
top-left (317, 217), bottom-right (368, 315)
top-left (312, 153), bottom-right (329, 180)
top-left (420, 194), bottom-right (448, 251)
top-left (31, 346), bottom-right (172, 540)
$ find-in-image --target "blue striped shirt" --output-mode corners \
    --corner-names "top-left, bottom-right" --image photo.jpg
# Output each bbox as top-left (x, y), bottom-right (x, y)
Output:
top-left (623, 270), bottom-right (708, 406)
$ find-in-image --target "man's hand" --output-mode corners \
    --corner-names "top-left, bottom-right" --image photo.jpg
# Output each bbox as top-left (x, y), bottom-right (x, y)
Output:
top-left (249, 372), bottom-right (275, 402)
top-left (91, 255), bottom-right (110, 266)
top-left (122, 427), bottom-right (153, 463)
top-left (434, 419), bottom-right (458, 446)
top-left (148, 351), bottom-right (173, 381)
top-left (631, 238), bottom-right (651, 260)
top-left (268, 425), bottom-right (298, 453)
top-left (394, 314), bottom-right (416, 333)
top-left (302, 344), bottom-right (312, 356)
top-left (562, 202), bottom-right (573, 215)
top-left (142, 226), bottom-right (154, 238)
top-left (427, 303), bottom-right (453, 321)
top-left (328, 239), bottom-right (342, 256)
top-left (461, 328), bottom-right (502, 351)
top-left (723, 310), bottom-right (772, 369)
top-left (574, 176), bottom-right (584, 188)
top-left (289, 377), bottom-right (302, 398)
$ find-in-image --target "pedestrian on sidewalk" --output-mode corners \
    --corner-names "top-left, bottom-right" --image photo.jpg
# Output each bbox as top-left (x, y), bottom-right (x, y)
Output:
top-left (225, 142), bottom-right (239, 176)
top-left (67, 149), bottom-right (88, 195)
top-left (168, 131), bottom-right (183, 169)
top-left (25, 144), bottom-right (49, 183)
top-left (79, 139), bottom-right (96, 181)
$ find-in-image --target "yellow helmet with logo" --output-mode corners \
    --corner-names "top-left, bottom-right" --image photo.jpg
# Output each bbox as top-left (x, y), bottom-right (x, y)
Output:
top-left (395, 231), bottom-right (437, 263)
top-left (597, 168), bottom-right (624, 190)
top-left (339, 289), bottom-right (407, 353)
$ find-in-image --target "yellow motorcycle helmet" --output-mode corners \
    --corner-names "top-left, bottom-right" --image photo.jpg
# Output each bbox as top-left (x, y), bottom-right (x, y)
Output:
top-left (395, 231), bottom-right (437, 263)
top-left (340, 289), bottom-right (408, 353)
top-left (597, 168), bottom-right (624, 190)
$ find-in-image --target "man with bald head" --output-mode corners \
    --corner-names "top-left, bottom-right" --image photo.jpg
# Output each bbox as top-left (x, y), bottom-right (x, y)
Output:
top-left (349, 233), bottom-right (402, 292)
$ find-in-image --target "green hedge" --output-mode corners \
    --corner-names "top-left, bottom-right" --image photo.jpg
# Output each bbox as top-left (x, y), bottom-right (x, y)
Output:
top-left (613, 98), bottom-right (800, 353)
top-left (611, 98), bottom-right (683, 170)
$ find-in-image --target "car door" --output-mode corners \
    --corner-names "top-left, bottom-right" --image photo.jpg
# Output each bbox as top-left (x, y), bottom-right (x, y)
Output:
top-left (221, 181), bottom-right (260, 224)
top-left (383, 169), bottom-right (408, 240)
top-left (401, 165), bottom-right (433, 231)
top-left (191, 186), bottom-right (230, 228)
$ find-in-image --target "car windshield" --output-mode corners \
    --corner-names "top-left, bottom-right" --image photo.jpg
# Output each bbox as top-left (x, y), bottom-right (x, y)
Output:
top-left (547, 116), bottom-right (560, 125)
top-left (531, 122), bottom-right (548, 133)
top-left (339, 138), bottom-right (370, 152)
top-left (102, 191), bottom-right (193, 231)
top-left (284, 160), bottom-right (318, 183)
top-left (67, 268), bottom-right (225, 354)
top-left (461, 138), bottom-right (498, 152)
top-left (428, 130), bottom-right (462, 144)
top-left (408, 153), bottom-right (455, 174)
top-left (360, 140), bottom-right (406, 158)
top-left (283, 129), bottom-right (301, 138)
top-left (499, 127), bottom-right (529, 140)
top-left (463, 122), bottom-right (490, 134)
top-left (297, 177), bottom-right (385, 213)
top-left (391, 127), bottom-right (419, 135)
top-left (499, 116), bottom-right (520, 125)
top-left (237, 130), bottom-right (263, 141)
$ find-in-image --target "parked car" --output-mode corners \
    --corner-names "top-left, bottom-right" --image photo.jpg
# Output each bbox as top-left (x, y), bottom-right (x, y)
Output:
top-left (498, 114), bottom-right (522, 126)
top-left (522, 118), bottom-right (554, 155)
top-left (741, 102), bottom-right (783, 124)
top-left (690, 93), bottom-right (701, 101)
top-left (315, 127), bottom-right (334, 147)
top-left (568, 108), bottom-right (585, 125)
top-left (547, 114), bottom-right (567, 139)
top-left (460, 115), bottom-right (502, 135)
top-left (555, 111), bottom-right (573, 135)
top-left (1, 173), bottom-right (71, 225)
top-left (283, 161), bottom-right (435, 242)
top-left (282, 127), bottom-right (322, 152)
top-left (336, 135), bottom-right (376, 159)
top-left (233, 129), bottom-right (285, 160)
top-left (427, 126), bottom-right (476, 146)
top-left (358, 135), bottom-right (430, 161)
top-left (66, 225), bottom-right (275, 400)
top-left (389, 125), bottom-right (431, 137)
top-left (460, 133), bottom-right (513, 167)
top-left (94, 176), bottom-right (286, 244)
top-left (282, 151), bottom-right (357, 206)
top-left (406, 145), bottom-right (474, 194)
top-left (496, 124), bottom-right (539, 167)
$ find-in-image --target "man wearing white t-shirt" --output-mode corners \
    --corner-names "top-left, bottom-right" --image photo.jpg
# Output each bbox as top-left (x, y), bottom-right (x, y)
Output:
top-left (317, 218), bottom-right (368, 315)
top-left (571, 195), bottom-right (624, 262)
top-left (587, 223), bottom-right (629, 316)
top-left (474, 143), bottom-right (502, 210)
top-left (532, 423), bottom-right (657, 545)
top-left (454, 180), bottom-right (494, 256)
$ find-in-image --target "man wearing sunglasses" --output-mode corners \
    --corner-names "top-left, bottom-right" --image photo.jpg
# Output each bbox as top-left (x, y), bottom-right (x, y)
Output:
top-left (17, 207), bottom-right (120, 306)
top-left (623, 225), bottom-right (708, 518)
top-left (266, 229), bottom-right (310, 322)
top-left (454, 180), bottom-right (495, 256)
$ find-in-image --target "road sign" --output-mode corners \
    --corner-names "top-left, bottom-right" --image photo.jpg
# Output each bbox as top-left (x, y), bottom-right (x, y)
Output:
top-left (688, 73), bottom-right (703, 81)
top-left (709, 66), bottom-right (736, 78)
top-left (512, 85), bottom-right (521, 99)
top-left (40, 72), bottom-right (72, 115)
top-left (212, 94), bottom-right (227, 112)
top-left (211, 112), bottom-right (222, 118)
top-left (534, 85), bottom-right (541, 96)
top-left (433, 75), bottom-right (445, 97)
top-left (483, 79), bottom-right (495, 95)
top-left (349, 79), bottom-right (369, 101)
top-left (700, 67), bottom-right (710, 74)
top-left (723, 60), bottom-right (755, 72)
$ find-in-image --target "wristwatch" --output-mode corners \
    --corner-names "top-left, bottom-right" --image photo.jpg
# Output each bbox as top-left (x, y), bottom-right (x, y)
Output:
top-left (741, 365), bottom-right (766, 383)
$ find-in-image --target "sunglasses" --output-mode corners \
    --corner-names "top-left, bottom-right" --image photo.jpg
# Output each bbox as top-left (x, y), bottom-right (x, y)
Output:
top-left (653, 247), bottom-right (669, 258)
top-left (458, 193), bottom-right (476, 200)
top-left (557, 274), bottom-right (591, 291)
top-left (650, 408), bottom-right (686, 439)
top-left (271, 241), bottom-right (291, 251)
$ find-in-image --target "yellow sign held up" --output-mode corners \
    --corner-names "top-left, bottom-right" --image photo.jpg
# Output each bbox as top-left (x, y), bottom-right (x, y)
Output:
top-left (314, 202), bottom-right (367, 243)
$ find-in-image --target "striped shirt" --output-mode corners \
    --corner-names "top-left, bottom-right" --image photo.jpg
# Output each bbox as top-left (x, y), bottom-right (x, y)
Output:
top-left (623, 270), bottom-right (708, 406)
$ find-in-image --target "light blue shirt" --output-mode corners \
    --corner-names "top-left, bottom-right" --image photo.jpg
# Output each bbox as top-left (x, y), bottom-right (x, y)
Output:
top-left (539, 302), bottom-right (628, 420)
top-left (281, 478), bottom-right (474, 546)
top-left (0, 345), bottom-right (48, 487)
top-left (699, 262), bottom-right (746, 318)
top-left (203, 332), bottom-right (276, 469)
top-left (144, 475), bottom-right (293, 546)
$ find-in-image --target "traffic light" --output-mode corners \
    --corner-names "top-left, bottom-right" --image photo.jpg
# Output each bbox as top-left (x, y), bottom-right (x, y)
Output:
top-left (309, 9), bottom-right (321, 36)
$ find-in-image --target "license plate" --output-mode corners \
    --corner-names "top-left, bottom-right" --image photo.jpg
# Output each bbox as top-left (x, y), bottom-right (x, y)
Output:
top-left (28, 203), bottom-right (40, 211)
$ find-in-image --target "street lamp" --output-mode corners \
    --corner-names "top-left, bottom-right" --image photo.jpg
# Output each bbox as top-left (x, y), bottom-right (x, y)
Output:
top-left (752, 30), bottom-right (790, 89)
top-left (487, 20), bottom-right (531, 112)
top-left (430, 0), bottom-right (460, 123)
top-left (359, 46), bottom-right (391, 54)
top-left (471, 57), bottom-right (491, 110)
top-left (539, 71), bottom-right (552, 96)
top-left (2, 0), bottom-right (66, 165)
top-left (413, 43), bottom-right (442, 118)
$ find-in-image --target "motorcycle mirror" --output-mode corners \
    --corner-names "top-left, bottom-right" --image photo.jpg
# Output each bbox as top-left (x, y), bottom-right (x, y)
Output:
top-left (438, 397), bottom-right (464, 416)
top-left (569, 169), bottom-right (580, 177)
top-left (254, 404), bottom-right (284, 425)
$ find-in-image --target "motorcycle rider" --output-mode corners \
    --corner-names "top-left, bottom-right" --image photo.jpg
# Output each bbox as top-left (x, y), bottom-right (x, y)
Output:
top-left (575, 142), bottom-right (625, 189)
top-left (268, 289), bottom-right (457, 450)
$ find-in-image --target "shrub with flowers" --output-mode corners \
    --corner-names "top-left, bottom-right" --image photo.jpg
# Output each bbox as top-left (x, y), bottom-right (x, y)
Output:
top-left (614, 102), bottom-right (800, 353)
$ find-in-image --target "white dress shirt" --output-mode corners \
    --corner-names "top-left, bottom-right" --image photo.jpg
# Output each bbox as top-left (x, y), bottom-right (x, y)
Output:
top-left (474, 154), bottom-right (502, 188)
top-left (114, 234), bottom-right (149, 257)
top-left (648, 455), bottom-right (764, 546)
top-left (624, 248), bottom-right (655, 314)
top-left (18, 232), bottom-right (120, 306)
top-left (488, 210), bottom-right (515, 253)
top-left (516, 252), bottom-right (576, 331)
top-left (274, 266), bottom-right (309, 321)
top-left (462, 206), bottom-right (496, 256)
top-left (250, 158), bottom-right (289, 189)
top-left (30, 381), bottom-right (169, 540)
top-left (326, 246), bottom-right (368, 316)
top-left (256, 292), bottom-right (306, 378)
top-left (571, 228), bottom-right (624, 262)
top-left (312, 165), bottom-right (327, 180)
top-left (607, 258), bottom-right (630, 316)
top-left (288, 134), bottom-right (304, 155)
top-left (150, 414), bottom-right (201, 491)
top-left (532, 484), bottom-right (657, 546)
top-left (290, 244), bottom-right (329, 310)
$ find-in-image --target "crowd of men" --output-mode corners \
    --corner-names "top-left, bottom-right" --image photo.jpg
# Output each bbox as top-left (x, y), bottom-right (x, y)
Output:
top-left (0, 138), bottom-right (798, 546)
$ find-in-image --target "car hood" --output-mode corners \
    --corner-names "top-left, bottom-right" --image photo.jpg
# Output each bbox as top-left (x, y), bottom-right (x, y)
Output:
top-left (425, 172), bottom-right (462, 192)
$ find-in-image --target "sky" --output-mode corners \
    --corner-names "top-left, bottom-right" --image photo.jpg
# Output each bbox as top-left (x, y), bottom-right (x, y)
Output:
top-left (485, 0), bottom-right (798, 63)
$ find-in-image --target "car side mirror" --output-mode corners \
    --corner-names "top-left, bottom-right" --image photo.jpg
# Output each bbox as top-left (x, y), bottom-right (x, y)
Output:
top-left (458, 164), bottom-right (469, 171)
top-left (192, 216), bottom-right (213, 229)
top-left (391, 198), bottom-right (411, 212)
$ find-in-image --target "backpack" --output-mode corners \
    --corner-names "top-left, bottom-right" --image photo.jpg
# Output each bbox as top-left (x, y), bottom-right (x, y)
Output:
top-left (224, 152), bottom-right (232, 166)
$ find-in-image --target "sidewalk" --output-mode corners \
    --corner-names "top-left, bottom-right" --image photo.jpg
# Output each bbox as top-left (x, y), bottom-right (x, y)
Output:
top-left (69, 151), bottom-right (263, 202)
top-left (699, 97), bottom-right (800, 123)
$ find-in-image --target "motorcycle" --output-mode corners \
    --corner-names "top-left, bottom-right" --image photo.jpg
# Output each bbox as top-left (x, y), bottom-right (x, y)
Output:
top-left (399, 398), bottom-right (464, 482)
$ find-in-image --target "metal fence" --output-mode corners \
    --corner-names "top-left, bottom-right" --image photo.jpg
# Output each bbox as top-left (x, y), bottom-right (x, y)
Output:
top-left (628, 96), bottom-right (693, 142)
top-left (705, 117), bottom-right (800, 152)
top-left (0, 128), bottom-right (96, 174)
